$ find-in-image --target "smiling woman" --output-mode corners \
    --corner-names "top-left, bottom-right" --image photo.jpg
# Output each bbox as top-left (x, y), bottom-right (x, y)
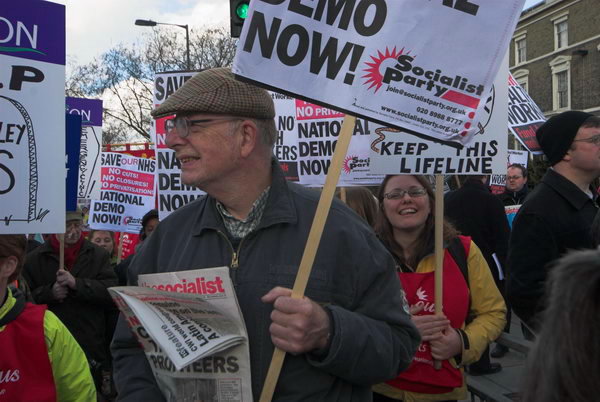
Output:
top-left (372, 174), bottom-right (506, 402)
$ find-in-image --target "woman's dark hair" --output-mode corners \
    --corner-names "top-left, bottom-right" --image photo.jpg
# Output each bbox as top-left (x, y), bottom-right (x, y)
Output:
top-left (140, 209), bottom-right (159, 240)
top-left (0, 234), bottom-right (27, 283)
top-left (335, 187), bottom-right (378, 228)
top-left (375, 175), bottom-right (458, 267)
top-left (522, 249), bottom-right (600, 402)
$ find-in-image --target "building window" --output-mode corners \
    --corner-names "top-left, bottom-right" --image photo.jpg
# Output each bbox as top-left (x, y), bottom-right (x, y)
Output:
top-left (516, 38), bottom-right (527, 64)
top-left (549, 56), bottom-right (571, 111)
top-left (552, 14), bottom-right (569, 50)
top-left (556, 71), bottom-right (568, 109)
top-left (520, 80), bottom-right (528, 92)
top-left (513, 69), bottom-right (529, 93)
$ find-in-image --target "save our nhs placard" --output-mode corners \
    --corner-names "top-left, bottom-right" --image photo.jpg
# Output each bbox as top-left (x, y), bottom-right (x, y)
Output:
top-left (89, 152), bottom-right (156, 234)
top-left (0, 0), bottom-right (66, 234)
top-left (233, 0), bottom-right (525, 146)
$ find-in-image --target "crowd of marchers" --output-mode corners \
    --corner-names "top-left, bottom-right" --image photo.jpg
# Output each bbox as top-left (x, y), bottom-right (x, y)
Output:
top-left (2, 68), bottom-right (600, 402)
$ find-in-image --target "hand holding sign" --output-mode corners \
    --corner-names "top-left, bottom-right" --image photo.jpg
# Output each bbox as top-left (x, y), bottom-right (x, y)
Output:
top-left (52, 281), bottom-right (68, 301)
top-left (56, 269), bottom-right (76, 289)
top-left (261, 286), bottom-right (330, 355)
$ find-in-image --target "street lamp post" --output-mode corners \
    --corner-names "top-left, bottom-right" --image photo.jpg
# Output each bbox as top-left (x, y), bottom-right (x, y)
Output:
top-left (135, 19), bottom-right (191, 70)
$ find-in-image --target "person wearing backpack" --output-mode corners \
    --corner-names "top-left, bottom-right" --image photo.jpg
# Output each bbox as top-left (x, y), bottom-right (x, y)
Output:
top-left (372, 175), bottom-right (506, 401)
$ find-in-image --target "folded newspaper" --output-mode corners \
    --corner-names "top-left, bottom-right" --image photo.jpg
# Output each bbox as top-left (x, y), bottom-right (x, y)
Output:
top-left (109, 266), bottom-right (253, 402)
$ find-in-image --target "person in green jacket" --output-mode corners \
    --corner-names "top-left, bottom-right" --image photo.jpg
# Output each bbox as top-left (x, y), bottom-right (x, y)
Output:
top-left (0, 234), bottom-right (96, 402)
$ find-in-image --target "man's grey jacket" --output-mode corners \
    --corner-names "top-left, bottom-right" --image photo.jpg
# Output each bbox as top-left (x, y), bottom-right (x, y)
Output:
top-left (112, 162), bottom-right (420, 401)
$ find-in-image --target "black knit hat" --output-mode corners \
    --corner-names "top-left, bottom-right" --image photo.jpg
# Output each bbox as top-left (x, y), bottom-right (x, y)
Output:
top-left (536, 111), bottom-right (593, 165)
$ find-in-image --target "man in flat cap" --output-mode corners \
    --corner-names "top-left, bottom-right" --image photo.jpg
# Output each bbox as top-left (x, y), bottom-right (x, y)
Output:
top-left (507, 111), bottom-right (600, 337)
top-left (111, 67), bottom-right (419, 401)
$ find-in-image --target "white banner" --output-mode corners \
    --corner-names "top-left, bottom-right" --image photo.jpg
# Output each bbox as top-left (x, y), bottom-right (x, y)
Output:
top-left (272, 93), bottom-right (383, 186)
top-left (369, 55), bottom-right (509, 175)
top-left (0, 1), bottom-right (66, 234)
top-left (152, 71), bottom-right (205, 220)
top-left (233, 0), bottom-right (524, 145)
top-left (89, 152), bottom-right (156, 233)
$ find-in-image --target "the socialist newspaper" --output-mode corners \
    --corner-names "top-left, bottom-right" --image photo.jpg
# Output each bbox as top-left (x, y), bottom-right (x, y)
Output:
top-left (109, 267), bottom-right (252, 402)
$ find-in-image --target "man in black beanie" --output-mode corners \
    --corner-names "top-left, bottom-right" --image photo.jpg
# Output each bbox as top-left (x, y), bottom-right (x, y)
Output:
top-left (507, 111), bottom-right (600, 337)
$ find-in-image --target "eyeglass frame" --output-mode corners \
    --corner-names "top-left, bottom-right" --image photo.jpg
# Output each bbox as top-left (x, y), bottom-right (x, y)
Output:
top-left (506, 175), bottom-right (523, 181)
top-left (383, 187), bottom-right (428, 200)
top-left (572, 134), bottom-right (600, 146)
top-left (164, 116), bottom-right (243, 138)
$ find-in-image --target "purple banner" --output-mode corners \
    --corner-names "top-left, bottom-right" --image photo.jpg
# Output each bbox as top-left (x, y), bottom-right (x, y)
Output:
top-left (0, 0), bottom-right (65, 66)
top-left (66, 97), bottom-right (104, 126)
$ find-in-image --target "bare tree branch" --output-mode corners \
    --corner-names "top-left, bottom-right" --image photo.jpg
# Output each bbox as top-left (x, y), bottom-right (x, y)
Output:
top-left (66, 27), bottom-right (237, 144)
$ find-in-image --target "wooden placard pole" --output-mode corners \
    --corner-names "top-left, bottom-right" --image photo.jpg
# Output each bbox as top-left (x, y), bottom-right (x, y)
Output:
top-left (433, 174), bottom-right (444, 370)
top-left (259, 115), bottom-right (357, 402)
top-left (117, 232), bottom-right (125, 264)
top-left (58, 234), bottom-right (65, 271)
top-left (340, 186), bottom-right (347, 203)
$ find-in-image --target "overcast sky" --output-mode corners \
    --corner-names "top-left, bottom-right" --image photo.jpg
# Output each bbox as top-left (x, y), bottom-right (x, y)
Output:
top-left (52, 0), bottom-right (544, 68)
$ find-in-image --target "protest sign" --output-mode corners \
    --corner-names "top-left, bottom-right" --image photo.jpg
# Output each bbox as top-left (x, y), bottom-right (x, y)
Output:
top-left (508, 74), bottom-right (544, 154)
top-left (152, 71), bottom-right (205, 220)
top-left (89, 152), bottom-right (156, 233)
top-left (369, 55), bottom-right (509, 175)
top-left (271, 92), bottom-right (300, 181)
top-left (65, 114), bottom-right (82, 211)
top-left (272, 93), bottom-right (383, 186)
top-left (116, 232), bottom-right (139, 260)
top-left (0, 1), bottom-right (66, 233)
top-left (504, 205), bottom-right (520, 229)
top-left (233, 0), bottom-right (524, 146)
top-left (105, 142), bottom-right (155, 160)
top-left (66, 96), bottom-right (103, 200)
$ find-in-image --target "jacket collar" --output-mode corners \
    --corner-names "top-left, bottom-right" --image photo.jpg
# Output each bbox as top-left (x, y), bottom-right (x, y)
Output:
top-left (503, 184), bottom-right (528, 199)
top-left (542, 168), bottom-right (597, 210)
top-left (192, 158), bottom-right (298, 236)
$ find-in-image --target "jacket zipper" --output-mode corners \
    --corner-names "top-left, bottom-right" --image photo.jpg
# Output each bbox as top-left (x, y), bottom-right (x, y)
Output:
top-left (216, 230), bottom-right (247, 269)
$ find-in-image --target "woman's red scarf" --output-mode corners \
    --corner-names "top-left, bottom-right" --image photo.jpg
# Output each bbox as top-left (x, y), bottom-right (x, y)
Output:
top-left (50, 234), bottom-right (84, 270)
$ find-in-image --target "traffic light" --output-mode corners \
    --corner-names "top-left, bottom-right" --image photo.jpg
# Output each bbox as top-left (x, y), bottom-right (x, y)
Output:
top-left (230, 0), bottom-right (250, 38)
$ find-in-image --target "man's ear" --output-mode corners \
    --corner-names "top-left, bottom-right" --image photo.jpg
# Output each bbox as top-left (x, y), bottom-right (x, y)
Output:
top-left (238, 120), bottom-right (259, 158)
top-left (0, 256), bottom-right (18, 281)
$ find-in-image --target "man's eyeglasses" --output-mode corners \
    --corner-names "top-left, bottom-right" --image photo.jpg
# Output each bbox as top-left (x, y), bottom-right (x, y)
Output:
top-left (164, 116), bottom-right (241, 138)
top-left (573, 134), bottom-right (600, 146)
top-left (507, 175), bottom-right (523, 181)
top-left (383, 187), bottom-right (427, 200)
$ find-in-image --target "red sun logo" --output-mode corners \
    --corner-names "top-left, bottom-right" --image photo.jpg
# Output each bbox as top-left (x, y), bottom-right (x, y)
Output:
top-left (362, 47), bottom-right (410, 93)
top-left (343, 155), bottom-right (355, 174)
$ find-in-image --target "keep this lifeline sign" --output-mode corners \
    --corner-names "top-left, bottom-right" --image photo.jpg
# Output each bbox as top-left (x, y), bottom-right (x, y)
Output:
top-left (233, 0), bottom-right (525, 146)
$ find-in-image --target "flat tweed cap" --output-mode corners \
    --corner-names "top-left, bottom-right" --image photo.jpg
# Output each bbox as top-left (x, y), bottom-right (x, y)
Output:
top-left (536, 110), bottom-right (593, 165)
top-left (151, 67), bottom-right (275, 120)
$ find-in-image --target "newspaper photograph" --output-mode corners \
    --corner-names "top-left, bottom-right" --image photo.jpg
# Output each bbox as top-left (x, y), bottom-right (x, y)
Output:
top-left (110, 267), bottom-right (252, 402)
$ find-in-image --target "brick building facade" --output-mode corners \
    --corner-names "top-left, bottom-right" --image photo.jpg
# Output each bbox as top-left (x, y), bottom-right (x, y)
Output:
top-left (509, 0), bottom-right (600, 118)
